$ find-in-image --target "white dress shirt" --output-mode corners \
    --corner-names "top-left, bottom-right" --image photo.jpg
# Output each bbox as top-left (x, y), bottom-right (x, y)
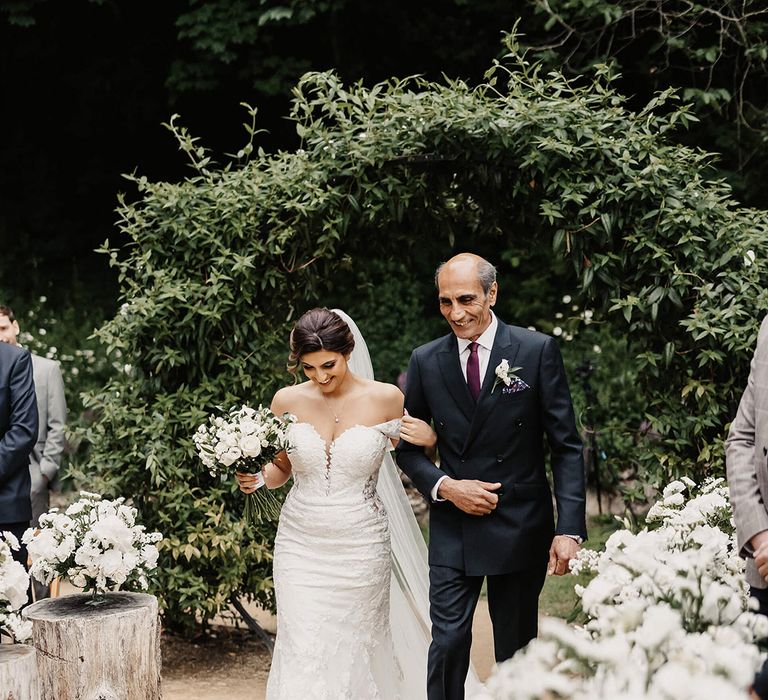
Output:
top-left (430, 313), bottom-right (499, 501)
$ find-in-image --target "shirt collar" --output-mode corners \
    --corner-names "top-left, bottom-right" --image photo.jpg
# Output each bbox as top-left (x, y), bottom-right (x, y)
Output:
top-left (457, 312), bottom-right (498, 354)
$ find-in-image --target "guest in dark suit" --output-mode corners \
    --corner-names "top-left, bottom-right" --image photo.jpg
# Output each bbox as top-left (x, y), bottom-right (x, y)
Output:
top-left (0, 305), bottom-right (67, 599)
top-left (396, 253), bottom-right (587, 700)
top-left (0, 328), bottom-right (38, 568)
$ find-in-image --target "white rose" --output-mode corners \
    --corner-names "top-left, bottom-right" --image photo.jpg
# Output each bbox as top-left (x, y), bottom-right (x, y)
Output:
top-left (220, 447), bottom-right (242, 467)
top-left (239, 435), bottom-right (262, 458)
top-left (141, 545), bottom-right (159, 570)
top-left (1, 558), bottom-right (30, 609)
top-left (92, 515), bottom-right (135, 552)
top-left (239, 419), bottom-right (258, 435)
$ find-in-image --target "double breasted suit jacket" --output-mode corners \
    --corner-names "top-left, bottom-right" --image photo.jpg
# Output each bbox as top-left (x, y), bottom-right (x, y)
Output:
top-left (0, 342), bottom-right (38, 524)
top-left (726, 315), bottom-right (768, 589)
top-left (396, 319), bottom-right (587, 576)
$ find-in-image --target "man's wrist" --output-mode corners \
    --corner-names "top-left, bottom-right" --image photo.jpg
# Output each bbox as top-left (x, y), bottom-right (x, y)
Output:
top-left (560, 534), bottom-right (583, 545)
top-left (436, 476), bottom-right (456, 501)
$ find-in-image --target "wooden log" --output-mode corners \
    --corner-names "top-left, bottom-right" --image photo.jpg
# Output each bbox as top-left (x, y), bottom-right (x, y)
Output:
top-left (0, 643), bottom-right (39, 700)
top-left (24, 592), bottom-right (161, 700)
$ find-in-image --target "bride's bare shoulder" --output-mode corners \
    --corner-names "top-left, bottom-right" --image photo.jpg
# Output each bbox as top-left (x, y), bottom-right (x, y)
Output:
top-left (272, 382), bottom-right (314, 414)
top-left (361, 379), bottom-right (403, 409)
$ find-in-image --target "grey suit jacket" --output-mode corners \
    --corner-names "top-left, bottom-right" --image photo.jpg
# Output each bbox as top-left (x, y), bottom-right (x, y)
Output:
top-left (726, 315), bottom-right (768, 588)
top-left (29, 354), bottom-right (66, 492)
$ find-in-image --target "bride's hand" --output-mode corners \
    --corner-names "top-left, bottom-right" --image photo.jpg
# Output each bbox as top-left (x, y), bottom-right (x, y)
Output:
top-left (400, 411), bottom-right (437, 448)
top-left (236, 471), bottom-right (263, 494)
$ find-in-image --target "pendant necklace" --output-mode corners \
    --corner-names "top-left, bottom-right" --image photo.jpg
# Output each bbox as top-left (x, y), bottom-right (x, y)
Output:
top-left (321, 390), bottom-right (349, 424)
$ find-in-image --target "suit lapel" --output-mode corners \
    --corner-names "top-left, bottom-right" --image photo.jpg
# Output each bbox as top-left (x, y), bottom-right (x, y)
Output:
top-left (462, 322), bottom-right (520, 454)
top-left (437, 338), bottom-right (475, 422)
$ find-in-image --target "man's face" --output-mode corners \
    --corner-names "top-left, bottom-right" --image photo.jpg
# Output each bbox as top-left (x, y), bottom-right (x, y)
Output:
top-left (438, 263), bottom-right (497, 341)
top-left (0, 315), bottom-right (19, 345)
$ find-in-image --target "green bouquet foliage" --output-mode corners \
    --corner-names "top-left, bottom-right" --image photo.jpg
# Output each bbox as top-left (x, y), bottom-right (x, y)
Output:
top-left (80, 36), bottom-right (768, 629)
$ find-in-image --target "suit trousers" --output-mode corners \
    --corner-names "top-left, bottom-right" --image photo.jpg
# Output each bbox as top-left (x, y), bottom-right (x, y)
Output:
top-left (427, 562), bottom-right (547, 700)
top-left (750, 587), bottom-right (768, 699)
top-left (29, 476), bottom-right (51, 600)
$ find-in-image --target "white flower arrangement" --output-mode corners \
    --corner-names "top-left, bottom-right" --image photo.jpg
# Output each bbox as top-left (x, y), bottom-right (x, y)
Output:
top-left (0, 531), bottom-right (32, 642)
top-left (476, 477), bottom-right (768, 700)
top-left (23, 491), bottom-right (163, 603)
top-left (193, 404), bottom-right (295, 523)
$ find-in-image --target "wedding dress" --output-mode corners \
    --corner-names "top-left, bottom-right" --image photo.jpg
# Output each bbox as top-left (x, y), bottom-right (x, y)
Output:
top-left (266, 418), bottom-right (416, 699)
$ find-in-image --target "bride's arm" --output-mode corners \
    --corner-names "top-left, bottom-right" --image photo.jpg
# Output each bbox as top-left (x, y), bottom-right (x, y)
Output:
top-left (236, 388), bottom-right (294, 492)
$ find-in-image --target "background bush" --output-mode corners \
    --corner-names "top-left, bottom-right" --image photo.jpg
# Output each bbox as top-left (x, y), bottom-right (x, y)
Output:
top-left (77, 39), bottom-right (768, 629)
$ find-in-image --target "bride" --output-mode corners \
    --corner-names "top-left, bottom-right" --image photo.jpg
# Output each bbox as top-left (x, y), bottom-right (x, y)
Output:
top-left (235, 308), bottom-right (481, 699)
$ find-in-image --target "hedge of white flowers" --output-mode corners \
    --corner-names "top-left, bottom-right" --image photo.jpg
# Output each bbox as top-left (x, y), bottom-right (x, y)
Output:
top-left (477, 478), bottom-right (768, 700)
top-left (0, 531), bottom-right (32, 642)
top-left (23, 491), bottom-right (162, 597)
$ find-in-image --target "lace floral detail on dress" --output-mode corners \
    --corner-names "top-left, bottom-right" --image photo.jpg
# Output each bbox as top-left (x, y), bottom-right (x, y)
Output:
top-left (363, 474), bottom-right (381, 514)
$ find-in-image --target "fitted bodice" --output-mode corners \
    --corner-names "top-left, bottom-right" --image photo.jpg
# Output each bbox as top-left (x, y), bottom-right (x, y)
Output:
top-left (286, 419), bottom-right (401, 499)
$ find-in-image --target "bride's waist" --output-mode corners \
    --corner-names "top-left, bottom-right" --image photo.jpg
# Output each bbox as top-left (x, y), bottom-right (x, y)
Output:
top-left (286, 481), bottom-right (381, 503)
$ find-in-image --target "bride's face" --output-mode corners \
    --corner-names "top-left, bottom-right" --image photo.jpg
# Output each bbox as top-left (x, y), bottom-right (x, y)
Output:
top-left (300, 350), bottom-right (349, 393)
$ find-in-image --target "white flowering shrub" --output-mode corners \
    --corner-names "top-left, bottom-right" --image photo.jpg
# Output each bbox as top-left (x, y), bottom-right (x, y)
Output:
top-left (0, 531), bottom-right (32, 642)
top-left (23, 491), bottom-right (163, 597)
top-left (477, 478), bottom-right (768, 700)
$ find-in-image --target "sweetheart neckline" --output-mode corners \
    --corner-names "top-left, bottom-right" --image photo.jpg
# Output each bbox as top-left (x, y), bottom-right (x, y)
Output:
top-left (292, 420), bottom-right (399, 461)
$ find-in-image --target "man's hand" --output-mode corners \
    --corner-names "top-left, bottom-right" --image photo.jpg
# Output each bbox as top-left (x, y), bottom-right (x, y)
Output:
top-left (437, 477), bottom-right (500, 516)
top-left (753, 531), bottom-right (768, 582)
top-left (547, 535), bottom-right (580, 576)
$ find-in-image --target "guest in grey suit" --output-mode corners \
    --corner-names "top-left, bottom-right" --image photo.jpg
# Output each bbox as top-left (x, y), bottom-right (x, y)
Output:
top-left (0, 305), bottom-right (66, 598)
top-left (725, 314), bottom-right (768, 700)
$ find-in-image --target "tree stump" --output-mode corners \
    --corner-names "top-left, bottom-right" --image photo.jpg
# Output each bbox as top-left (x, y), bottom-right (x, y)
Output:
top-left (24, 592), bottom-right (161, 700)
top-left (0, 644), bottom-right (39, 700)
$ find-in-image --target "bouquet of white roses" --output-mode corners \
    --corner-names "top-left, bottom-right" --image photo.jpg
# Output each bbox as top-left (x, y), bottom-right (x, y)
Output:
top-left (23, 491), bottom-right (163, 604)
top-left (0, 531), bottom-right (32, 641)
top-left (193, 404), bottom-right (294, 524)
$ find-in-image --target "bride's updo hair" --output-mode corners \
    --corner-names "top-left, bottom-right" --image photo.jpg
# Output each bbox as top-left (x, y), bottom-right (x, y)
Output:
top-left (287, 308), bottom-right (355, 375)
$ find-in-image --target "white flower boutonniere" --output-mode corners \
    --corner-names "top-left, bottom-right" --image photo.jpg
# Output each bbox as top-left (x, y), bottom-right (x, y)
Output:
top-left (492, 359), bottom-right (524, 394)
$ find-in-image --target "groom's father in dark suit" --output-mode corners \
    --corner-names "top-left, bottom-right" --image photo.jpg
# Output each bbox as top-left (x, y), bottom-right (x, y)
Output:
top-left (397, 253), bottom-right (587, 700)
top-left (0, 332), bottom-right (38, 568)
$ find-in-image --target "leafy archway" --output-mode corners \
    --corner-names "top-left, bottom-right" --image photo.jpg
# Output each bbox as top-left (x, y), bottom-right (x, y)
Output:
top-left (79, 38), bottom-right (768, 628)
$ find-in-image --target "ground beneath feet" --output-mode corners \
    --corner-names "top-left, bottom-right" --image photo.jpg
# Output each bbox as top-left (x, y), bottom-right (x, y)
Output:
top-left (161, 600), bottom-right (496, 700)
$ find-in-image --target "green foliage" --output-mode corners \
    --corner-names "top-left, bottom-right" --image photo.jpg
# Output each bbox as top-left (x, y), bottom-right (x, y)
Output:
top-left (525, 0), bottom-right (768, 205)
top-left (81, 40), bottom-right (768, 628)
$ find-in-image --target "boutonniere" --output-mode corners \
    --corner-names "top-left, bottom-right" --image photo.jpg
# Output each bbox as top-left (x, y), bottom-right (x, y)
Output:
top-left (491, 359), bottom-right (524, 394)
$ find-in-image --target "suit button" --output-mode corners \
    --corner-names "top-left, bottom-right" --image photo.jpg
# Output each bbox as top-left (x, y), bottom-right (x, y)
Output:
top-left (460, 458), bottom-right (466, 463)
top-left (439, 421), bottom-right (445, 428)
top-left (496, 455), bottom-right (503, 463)
top-left (516, 420), bottom-right (524, 428)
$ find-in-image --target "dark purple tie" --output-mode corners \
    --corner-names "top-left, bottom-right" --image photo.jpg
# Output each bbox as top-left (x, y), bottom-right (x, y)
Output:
top-left (467, 342), bottom-right (481, 401)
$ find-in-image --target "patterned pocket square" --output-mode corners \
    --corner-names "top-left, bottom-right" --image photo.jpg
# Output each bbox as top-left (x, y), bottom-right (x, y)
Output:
top-left (502, 378), bottom-right (530, 394)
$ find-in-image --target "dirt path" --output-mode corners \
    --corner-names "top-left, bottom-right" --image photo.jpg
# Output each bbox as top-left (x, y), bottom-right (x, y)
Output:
top-left (160, 600), bottom-right (496, 699)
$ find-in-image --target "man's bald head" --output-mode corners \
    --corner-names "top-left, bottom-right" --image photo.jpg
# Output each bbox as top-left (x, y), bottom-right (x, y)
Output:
top-left (435, 254), bottom-right (497, 295)
top-left (435, 254), bottom-right (498, 341)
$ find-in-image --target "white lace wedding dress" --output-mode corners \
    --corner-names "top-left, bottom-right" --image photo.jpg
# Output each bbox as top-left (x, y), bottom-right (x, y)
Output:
top-left (266, 418), bottom-right (418, 700)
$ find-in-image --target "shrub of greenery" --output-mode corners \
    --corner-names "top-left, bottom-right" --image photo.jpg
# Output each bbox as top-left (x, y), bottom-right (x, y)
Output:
top-left (80, 36), bottom-right (768, 629)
